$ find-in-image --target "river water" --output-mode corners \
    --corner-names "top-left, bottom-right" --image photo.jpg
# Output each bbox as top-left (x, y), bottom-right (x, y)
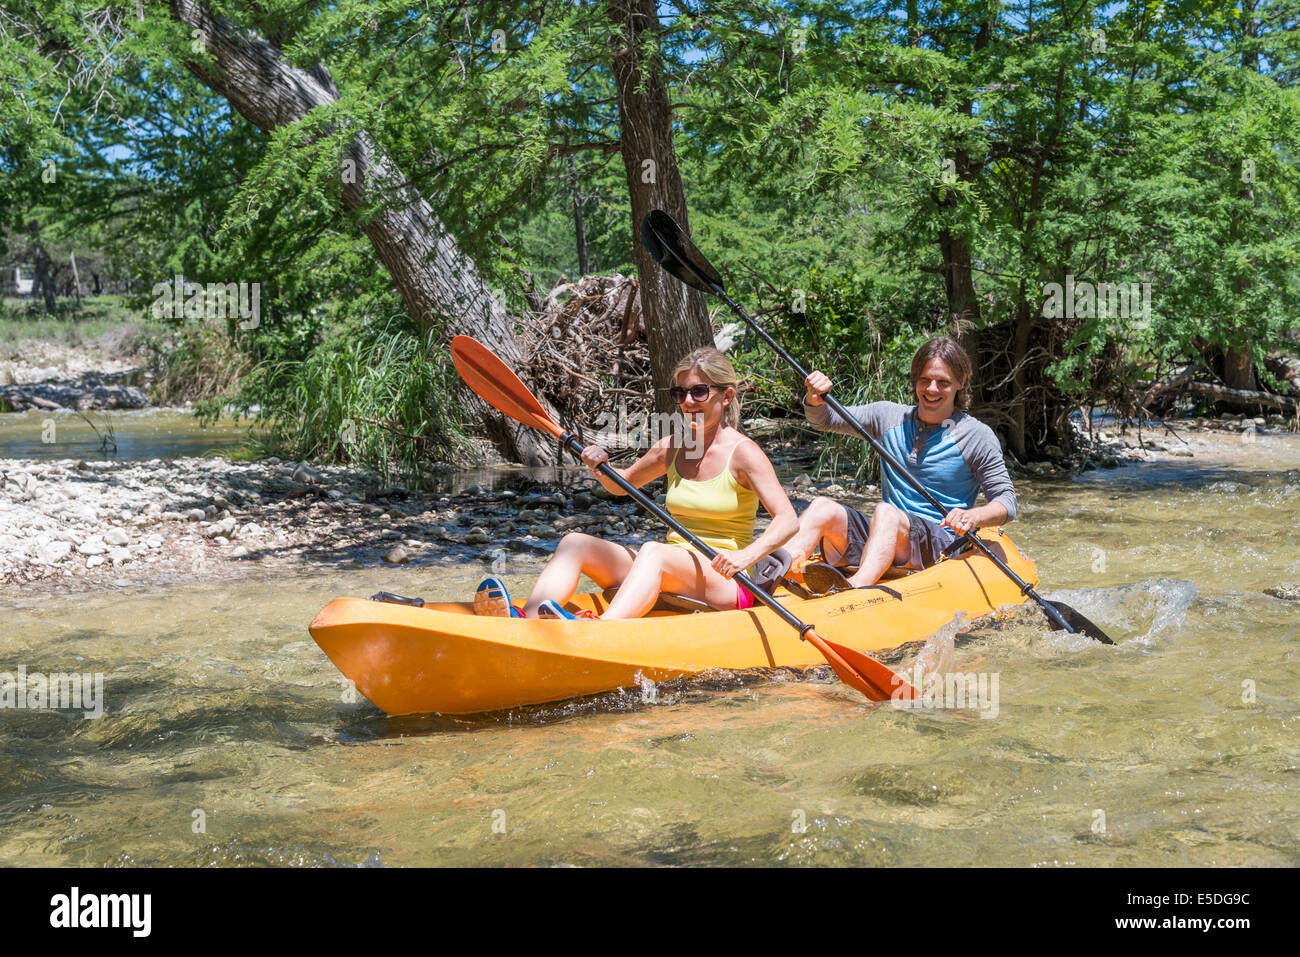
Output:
top-left (2, 426), bottom-right (1297, 867)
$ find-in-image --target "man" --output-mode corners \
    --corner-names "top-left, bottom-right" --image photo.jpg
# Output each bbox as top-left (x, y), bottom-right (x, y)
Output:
top-left (785, 337), bottom-right (1017, 591)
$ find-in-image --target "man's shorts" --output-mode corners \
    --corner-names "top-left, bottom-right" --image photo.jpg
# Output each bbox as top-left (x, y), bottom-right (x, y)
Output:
top-left (821, 503), bottom-right (957, 571)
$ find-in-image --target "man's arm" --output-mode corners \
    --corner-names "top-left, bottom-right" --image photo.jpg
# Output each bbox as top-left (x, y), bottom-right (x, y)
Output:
top-left (802, 370), bottom-right (885, 440)
top-left (965, 424), bottom-right (1018, 524)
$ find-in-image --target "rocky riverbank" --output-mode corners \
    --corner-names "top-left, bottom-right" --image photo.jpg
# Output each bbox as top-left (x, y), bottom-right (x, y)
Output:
top-left (1, 336), bottom-right (150, 412)
top-left (1, 413), bottom-right (1295, 597)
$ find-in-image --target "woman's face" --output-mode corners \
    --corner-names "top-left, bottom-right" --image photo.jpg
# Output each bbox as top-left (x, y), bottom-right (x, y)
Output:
top-left (674, 369), bottom-right (733, 434)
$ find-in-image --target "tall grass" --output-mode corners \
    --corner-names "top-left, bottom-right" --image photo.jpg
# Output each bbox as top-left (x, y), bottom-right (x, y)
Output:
top-left (248, 323), bottom-right (472, 487)
top-left (150, 321), bottom-right (252, 406)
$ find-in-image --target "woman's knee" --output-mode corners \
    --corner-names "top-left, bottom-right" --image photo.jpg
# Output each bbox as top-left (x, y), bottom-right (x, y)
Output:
top-left (556, 531), bottom-right (598, 555)
top-left (633, 541), bottom-right (672, 566)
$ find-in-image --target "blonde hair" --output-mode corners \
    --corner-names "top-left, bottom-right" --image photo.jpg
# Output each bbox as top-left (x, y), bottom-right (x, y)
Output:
top-left (672, 346), bottom-right (741, 429)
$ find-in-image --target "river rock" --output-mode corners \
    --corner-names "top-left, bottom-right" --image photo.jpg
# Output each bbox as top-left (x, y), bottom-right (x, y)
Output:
top-left (201, 517), bottom-right (237, 539)
top-left (383, 545), bottom-right (411, 564)
top-left (292, 462), bottom-right (322, 485)
top-left (1264, 584), bottom-right (1300, 601)
top-left (144, 535), bottom-right (163, 549)
top-left (104, 528), bottom-right (130, 546)
top-left (464, 528), bottom-right (491, 545)
top-left (76, 538), bottom-right (108, 555)
top-left (85, 555), bottom-right (104, 569)
top-left (185, 508), bottom-right (205, 521)
top-left (36, 541), bottom-right (72, 563)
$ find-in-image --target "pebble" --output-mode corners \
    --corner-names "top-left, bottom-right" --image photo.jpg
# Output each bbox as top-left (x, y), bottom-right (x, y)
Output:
top-left (104, 528), bottom-right (130, 546)
top-left (292, 462), bottom-right (322, 485)
top-left (383, 545), bottom-right (411, 564)
top-left (1264, 584), bottom-right (1300, 601)
top-left (76, 538), bottom-right (108, 555)
top-left (36, 541), bottom-right (72, 563)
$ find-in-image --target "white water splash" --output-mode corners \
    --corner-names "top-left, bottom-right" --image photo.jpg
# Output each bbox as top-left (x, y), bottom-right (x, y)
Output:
top-left (1045, 579), bottom-right (1198, 645)
top-left (634, 671), bottom-right (658, 705)
top-left (912, 611), bottom-right (963, 681)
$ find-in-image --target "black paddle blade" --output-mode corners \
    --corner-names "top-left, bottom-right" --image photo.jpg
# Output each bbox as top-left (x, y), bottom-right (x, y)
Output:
top-left (640, 210), bottom-right (727, 296)
top-left (1044, 600), bottom-right (1114, 644)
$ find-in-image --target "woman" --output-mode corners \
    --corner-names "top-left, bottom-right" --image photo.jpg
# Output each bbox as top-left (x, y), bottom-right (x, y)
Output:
top-left (474, 347), bottom-right (798, 620)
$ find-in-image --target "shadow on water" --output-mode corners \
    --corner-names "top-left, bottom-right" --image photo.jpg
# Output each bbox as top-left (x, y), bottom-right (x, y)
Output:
top-left (335, 666), bottom-right (831, 741)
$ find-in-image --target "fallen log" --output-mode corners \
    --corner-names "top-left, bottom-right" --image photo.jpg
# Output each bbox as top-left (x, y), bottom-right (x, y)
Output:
top-left (1141, 374), bottom-right (1298, 416)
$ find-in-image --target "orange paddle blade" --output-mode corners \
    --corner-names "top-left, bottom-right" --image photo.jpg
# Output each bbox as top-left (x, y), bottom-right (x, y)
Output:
top-left (806, 629), bottom-right (917, 703)
top-left (450, 335), bottom-right (564, 440)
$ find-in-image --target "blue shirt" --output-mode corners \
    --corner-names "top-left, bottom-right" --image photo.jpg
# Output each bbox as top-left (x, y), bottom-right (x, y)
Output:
top-left (803, 400), bottom-right (1018, 525)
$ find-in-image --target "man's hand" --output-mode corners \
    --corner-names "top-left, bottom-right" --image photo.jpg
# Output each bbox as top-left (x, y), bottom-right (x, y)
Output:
top-left (942, 508), bottom-right (977, 534)
top-left (804, 371), bottom-right (833, 406)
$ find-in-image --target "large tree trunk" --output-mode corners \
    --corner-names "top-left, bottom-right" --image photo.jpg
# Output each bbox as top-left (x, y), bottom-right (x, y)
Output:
top-left (167, 0), bottom-right (556, 465)
top-left (568, 154), bottom-right (589, 277)
top-left (1223, 0), bottom-right (1260, 395)
top-left (609, 0), bottom-right (713, 415)
top-left (32, 238), bottom-right (57, 314)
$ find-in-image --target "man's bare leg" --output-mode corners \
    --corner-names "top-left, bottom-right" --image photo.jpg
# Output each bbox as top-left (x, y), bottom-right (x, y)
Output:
top-left (784, 496), bottom-right (850, 566)
top-left (845, 502), bottom-right (912, 587)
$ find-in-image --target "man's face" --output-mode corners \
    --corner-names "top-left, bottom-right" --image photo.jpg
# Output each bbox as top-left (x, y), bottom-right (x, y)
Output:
top-left (914, 356), bottom-right (960, 423)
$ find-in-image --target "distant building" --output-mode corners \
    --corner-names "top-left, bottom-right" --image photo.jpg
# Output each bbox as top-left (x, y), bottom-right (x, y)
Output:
top-left (3, 267), bottom-right (35, 297)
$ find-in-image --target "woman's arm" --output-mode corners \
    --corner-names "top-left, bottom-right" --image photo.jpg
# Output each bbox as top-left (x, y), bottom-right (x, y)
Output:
top-left (710, 438), bottom-right (799, 579)
top-left (581, 435), bottom-right (671, 495)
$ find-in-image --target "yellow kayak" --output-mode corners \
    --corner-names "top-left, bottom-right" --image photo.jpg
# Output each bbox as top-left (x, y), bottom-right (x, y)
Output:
top-left (308, 529), bottom-right (1038, 716)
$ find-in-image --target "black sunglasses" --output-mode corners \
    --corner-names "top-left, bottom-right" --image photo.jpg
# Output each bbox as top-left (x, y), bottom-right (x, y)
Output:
top-left (668, 384), bottom-right (723, 404)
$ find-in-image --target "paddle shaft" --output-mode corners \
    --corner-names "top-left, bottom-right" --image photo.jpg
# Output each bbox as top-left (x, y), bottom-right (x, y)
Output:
top-left (559, 431), bottom-right (817, 638)
top-left (710, 289), bottom-right (1078, 635)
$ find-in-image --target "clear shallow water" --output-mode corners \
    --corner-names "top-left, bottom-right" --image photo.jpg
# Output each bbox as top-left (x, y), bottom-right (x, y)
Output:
top-left (0, 408), bottom-right (253, 461)
top-left (1, 435), bottom-right (1297, 866)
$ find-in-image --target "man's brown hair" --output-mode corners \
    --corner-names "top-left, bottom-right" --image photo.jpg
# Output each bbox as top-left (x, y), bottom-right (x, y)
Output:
top-left (910, 337), bottom-right (973, 411)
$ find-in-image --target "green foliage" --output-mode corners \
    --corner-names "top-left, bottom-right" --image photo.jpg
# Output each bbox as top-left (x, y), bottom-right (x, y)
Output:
top-left (240, 318), bottom-right (473, 487)
top-left (3, 0), bottom-right (1299, 477)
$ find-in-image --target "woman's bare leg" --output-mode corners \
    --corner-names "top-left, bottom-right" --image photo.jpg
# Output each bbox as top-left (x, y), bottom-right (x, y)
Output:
top-left (601, 541), bottom-right (738, 620)
top-left (522, 532), bottom-right (636, 618)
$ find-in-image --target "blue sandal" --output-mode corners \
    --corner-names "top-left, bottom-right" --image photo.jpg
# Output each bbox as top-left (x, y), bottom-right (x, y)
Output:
top-left (474, 577), bottom-right (524, 618)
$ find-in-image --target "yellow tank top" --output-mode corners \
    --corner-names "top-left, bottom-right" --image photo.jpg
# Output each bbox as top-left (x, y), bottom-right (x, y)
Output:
top-left (664, 442), bottom-right (759, 553)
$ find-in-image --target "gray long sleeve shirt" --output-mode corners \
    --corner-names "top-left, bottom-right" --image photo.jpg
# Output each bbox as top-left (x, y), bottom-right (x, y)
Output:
top-left (804, 399), bottom-right (1018, 525)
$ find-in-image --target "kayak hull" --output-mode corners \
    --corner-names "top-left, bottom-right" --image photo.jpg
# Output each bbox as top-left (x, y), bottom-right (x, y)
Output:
top-left (309, 530), bottom-right (1038, 715)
